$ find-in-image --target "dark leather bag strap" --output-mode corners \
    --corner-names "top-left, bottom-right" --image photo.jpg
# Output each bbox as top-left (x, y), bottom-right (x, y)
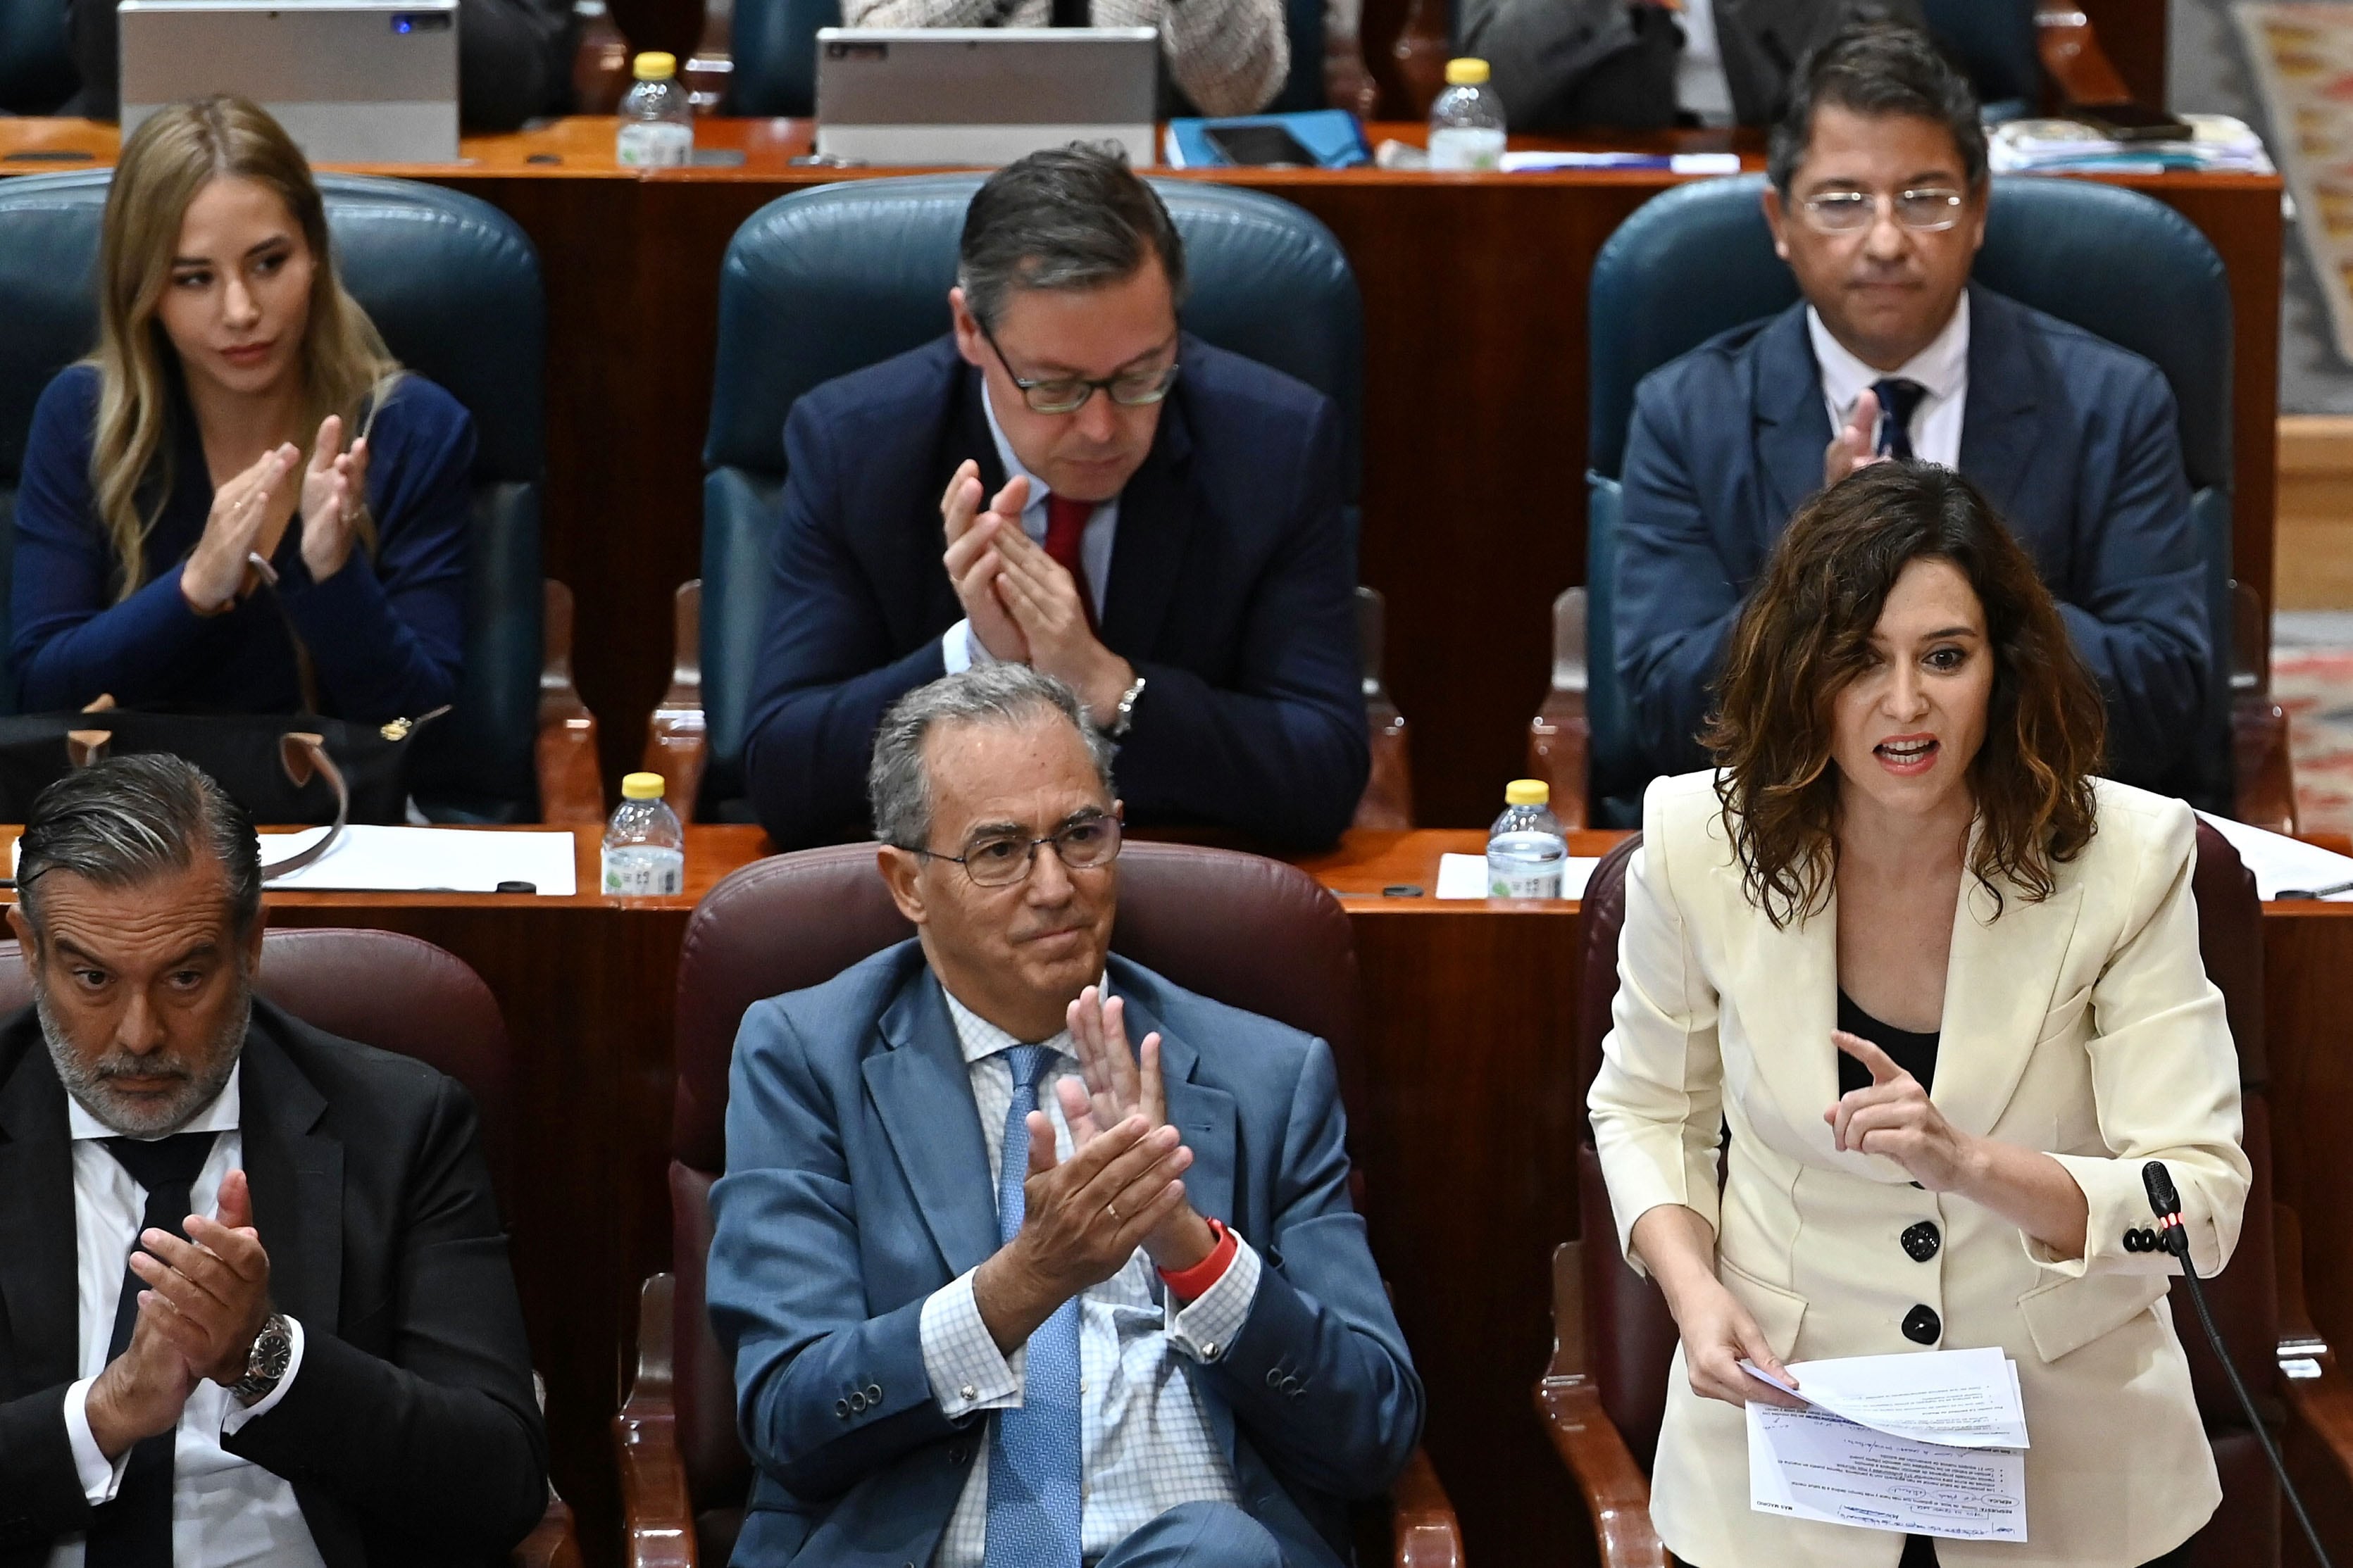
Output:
top-left (59, 727), bottom-right (350, 880)
top-left (258, 734), bottom-right (347, 879)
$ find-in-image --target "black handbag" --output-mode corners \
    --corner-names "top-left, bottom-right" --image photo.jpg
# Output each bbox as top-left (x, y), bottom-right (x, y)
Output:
top-left (0, 704), bottom-right (447, 875)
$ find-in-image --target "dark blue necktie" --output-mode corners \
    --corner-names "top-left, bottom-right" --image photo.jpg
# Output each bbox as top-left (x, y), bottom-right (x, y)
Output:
top-left (1873, 377), bottom-right (1928, 461)
top-left (86, 1131), bottom-right (220, 1568)
top-left (984, 1046), bottom-right (1082, 1567)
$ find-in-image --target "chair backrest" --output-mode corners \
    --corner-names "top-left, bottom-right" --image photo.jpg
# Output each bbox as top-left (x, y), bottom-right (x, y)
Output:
top-left (0, 172), bottom-right (549, 822)
top-left (662, 840), bottom-right (1363, 1528)
top-left (0, 927), bottom-right (518, 1205)
top-left (0, 0), bottom-right (77, 114)
top-left (1572, 822), bottom-right (2279, 1564)
top-left (1920, 0), bottom-right (2038, 113)
top-left (725, 0), bottom-right (1330, 116)
top-left (1582, 174), bottom-right (2233, 824)
top-left (697, 175), bottom-right (1361, 812)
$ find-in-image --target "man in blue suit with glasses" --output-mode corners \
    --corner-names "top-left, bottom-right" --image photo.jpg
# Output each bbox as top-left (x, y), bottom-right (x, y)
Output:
top-left (739, 144), bottom-right (1366, 855)
top-left (1615, 22), bottom-right (2209, 794)
top-left (709, 664), bottom-right (1423, 1568)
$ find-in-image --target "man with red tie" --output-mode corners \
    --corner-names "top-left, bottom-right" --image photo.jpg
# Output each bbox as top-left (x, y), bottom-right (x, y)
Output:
top-left (742, 144), bottom-right (1367, 851)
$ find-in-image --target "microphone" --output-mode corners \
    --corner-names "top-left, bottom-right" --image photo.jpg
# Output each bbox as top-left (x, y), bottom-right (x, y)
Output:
top-left (2143, 1161), bottom-right (2335, 1568)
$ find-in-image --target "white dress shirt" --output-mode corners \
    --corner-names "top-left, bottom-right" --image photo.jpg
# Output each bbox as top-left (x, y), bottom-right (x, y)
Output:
top-left (917, 980), bottom-right (1258, 1567)
top-left (51, 1065), bottom-right (323, 1568)
top-left (1672, 0), bottom-right (1735, 127)
top-left (1808, 290), bottom-right (1971, 470)
top-left (941, 384), bottom-right (1121, 675)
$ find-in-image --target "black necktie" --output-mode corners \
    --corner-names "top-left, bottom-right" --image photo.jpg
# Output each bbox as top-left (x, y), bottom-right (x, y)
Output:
top-left (85, 1131), bottom-right (220, 1568)
top-left (1873, 377), bottom-right (1928, 462)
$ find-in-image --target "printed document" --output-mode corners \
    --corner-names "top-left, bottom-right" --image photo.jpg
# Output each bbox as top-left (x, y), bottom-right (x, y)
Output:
top-left (1740, 1350), bottom-right (2028, 1539)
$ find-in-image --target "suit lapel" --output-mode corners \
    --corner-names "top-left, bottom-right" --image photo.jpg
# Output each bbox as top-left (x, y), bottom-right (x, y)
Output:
top-left (1752, 305), bottom-right (1833, 529)
top-left (865, 971), bottom-right (1001, 1279)
top-left (1720, 872), bottom-right (1843, 1165)
top-left (1956, 286), bottom-right (2044, 520)
top-left (1930, 842), bottom-right (2086, 1140)
top-left (1115, 987), bottom-right (1236, 1231)
top-left (235, 1013), bottom-right (342, 1331)
top-left (1099, 372), bottom-right (1197, 658)
top-left (0, 1029), bottom-right (80, 1390)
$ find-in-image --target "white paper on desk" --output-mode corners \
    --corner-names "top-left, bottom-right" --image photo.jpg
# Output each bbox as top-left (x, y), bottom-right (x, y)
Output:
top-left (1746, 1400), bottom-right (2027, 1541)
top-left (1433, 852), bottom-right (1599, 900)
top-left (1742, 1348), bottom-right (2028, 1448)
top-left (2195, 811), bottom-right (2353, 901)
top-left (258, 824), bottom-right (578, 895)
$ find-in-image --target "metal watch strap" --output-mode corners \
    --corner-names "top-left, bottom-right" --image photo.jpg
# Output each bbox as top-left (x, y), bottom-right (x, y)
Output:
top-left (1103, 675), bottom-right (1147, 740)
top-left (230, 1313), bottom-right (294, 1405)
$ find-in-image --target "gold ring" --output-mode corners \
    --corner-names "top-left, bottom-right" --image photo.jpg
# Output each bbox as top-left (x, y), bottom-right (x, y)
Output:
top-left (1106, 1203), bottom-right (1122, 1224)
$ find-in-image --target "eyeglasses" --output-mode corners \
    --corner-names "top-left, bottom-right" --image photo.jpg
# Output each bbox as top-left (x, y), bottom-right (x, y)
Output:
top-left (978, 320), bottom-right (1181, 415)
top-left (903, 811), bottom-right (1124, 888)
top-left (1798, 187), bottom-right (1968, 234)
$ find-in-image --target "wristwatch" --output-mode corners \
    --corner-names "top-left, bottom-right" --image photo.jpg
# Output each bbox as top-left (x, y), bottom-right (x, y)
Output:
top-left (1101, 675), bottom-right (1147, 740)
top-left (230, 1313), bottom-right (294, 1406)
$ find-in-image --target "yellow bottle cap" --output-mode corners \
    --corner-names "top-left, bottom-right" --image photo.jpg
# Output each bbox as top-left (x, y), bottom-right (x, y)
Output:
top-left (1504, 779), bottom-right (1550, 806)
top-left (1444, 57), bottom-right (1491, 87)
top-left (623, 772), bottom-right (666, 800)
top-left (632, 51), bottom-right (678, 80)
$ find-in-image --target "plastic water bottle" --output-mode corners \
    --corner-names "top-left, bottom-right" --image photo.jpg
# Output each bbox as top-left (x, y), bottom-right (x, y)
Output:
top-left (1428, 58), bottom-right (1506, 172)
top-left (616, 52), bottom-right (694, 168)
top-left (1487, 779), bottom-right (1566, 898)
top-left (603, 772), bottom-right (685, 895)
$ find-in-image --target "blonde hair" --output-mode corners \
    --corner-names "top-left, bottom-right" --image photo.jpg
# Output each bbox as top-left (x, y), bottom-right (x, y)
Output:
top-left (87, 95), bottom-right (400, 600)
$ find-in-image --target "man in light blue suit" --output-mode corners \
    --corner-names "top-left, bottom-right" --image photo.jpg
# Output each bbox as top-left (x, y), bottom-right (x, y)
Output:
top-left (1616, 22), bottom-right (2209, 794)
top-left (707, 663), bottom-right (1423, 1568)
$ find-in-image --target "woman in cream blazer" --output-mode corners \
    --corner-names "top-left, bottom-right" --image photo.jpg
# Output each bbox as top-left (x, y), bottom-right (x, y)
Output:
top-left (1589, 465), bottom-right (2249, 1568)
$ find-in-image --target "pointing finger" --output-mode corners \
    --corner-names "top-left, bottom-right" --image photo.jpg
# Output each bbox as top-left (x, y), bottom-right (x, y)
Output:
top-left (1832, 1029), bottom-right (1904, 1087)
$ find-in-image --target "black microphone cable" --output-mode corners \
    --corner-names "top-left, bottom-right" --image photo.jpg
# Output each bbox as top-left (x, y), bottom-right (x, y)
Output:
top-left (2144, 1160), bottom-right (2335, 1568)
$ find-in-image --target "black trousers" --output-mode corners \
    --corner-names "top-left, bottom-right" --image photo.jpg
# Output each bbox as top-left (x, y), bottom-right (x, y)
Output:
top-left (1899, 1536), bottom-right (2196, 1567)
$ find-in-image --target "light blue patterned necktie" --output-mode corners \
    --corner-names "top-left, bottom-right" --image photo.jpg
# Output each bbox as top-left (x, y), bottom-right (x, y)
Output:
top-left (985, 1045), bottom-right (1084, 1567)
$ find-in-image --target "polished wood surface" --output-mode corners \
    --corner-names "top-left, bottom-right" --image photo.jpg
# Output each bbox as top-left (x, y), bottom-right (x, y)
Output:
top-left (0, 118), bottom-right (2282, 829)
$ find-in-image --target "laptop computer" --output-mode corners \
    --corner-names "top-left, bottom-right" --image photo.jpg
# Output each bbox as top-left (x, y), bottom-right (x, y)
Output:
top-left (119, 0), bottom-right (461, 165)
top-left (813, 27), bottom-right (1158, 167)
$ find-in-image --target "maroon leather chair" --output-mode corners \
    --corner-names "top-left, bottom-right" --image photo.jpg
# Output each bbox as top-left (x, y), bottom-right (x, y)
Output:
top-left (1535, 822), bottom-right (2353, 1567)
top-left (0, 927), bottom-right (580, 1568)
top-left (614, 841), bottom-right (1466, 1568)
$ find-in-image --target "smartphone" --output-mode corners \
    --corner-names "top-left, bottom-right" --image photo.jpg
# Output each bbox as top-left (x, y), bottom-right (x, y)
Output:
top-left (2074, 101), bottom-right (2194, 142)
top-left (1204, 123), bottom-right (1319, 168)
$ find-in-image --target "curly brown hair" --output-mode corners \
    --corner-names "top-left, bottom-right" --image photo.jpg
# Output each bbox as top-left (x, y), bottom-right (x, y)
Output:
top-left (1704, 463), bottom-right (2104, 927)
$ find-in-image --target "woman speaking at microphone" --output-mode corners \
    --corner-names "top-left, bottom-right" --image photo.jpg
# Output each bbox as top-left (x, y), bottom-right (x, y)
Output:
top-left (1588, 462), bottom-right (2249, 1568)
top-left (11, 94), bottom-right (468, 722)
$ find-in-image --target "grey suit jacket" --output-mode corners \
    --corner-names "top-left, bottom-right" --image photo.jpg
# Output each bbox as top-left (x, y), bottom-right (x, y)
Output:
top-left (1460, 0), bottom-right (1921, 130)
top-left (706, 942), bottom-right (1424, 1568)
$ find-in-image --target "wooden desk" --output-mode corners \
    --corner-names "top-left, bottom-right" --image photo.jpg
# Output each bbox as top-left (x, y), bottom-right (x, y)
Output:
top-left (0, 120), bottom-right (2285, 830)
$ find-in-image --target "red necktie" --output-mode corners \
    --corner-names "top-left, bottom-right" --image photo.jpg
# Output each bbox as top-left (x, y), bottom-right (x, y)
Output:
top-left (1042, 493), bottom-right (1098, 629)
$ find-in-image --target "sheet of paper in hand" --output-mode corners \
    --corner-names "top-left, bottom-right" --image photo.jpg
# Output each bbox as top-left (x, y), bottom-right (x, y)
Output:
top-left (1739, 1350), bottom-right (2029, 1540)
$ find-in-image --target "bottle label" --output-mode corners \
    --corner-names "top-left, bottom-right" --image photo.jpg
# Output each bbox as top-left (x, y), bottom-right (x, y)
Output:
top-left (603, 846), bottom-right (685, 896)
top-left (1487, 858), bottom-right (1564, 898)
top-left (617, 121), bottom-right (694, 168)
top-left (1428, 126), bottom-right (1505, 173)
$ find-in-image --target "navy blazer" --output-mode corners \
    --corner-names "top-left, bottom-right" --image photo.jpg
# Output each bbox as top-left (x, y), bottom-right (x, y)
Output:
top-left (1615, 283), bottom-right (2210, 791)
top-left (739, 334), bottom-right (1368, 852)
top-left (12, 364), bottom-right (472, 724)
top-left (706, 942), bottom-right (1424, 1568)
